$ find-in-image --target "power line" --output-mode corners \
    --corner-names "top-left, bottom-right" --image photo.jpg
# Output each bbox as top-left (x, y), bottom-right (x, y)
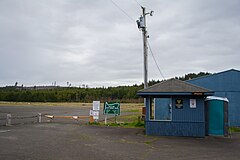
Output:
top-left (147, 40), bottom-right (165, 80)
top-left (133, 0), bottom-right (153, 14)
top-left (109, 0), bottom-right (135, 22)
top-left (109, 1), bottom-right (164, 81)
top-left (133, 0), bottom-right (142, 7)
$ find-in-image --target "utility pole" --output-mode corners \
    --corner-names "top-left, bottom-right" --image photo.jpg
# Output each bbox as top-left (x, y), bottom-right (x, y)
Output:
top-left (137, 6), bottom-right (154, 113)
top-left (137, 7), bottom-right (153, 89)
top-left (142, 7), bottom-right (148, 89)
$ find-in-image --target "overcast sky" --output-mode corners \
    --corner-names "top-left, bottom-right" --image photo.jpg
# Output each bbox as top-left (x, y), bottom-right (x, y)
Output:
top-left (0, 0), bottom-right (239, 87)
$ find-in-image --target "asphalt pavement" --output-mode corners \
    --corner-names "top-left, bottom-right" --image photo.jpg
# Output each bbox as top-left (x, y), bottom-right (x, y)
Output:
top-left (0, 105), bottom-right (240, 160)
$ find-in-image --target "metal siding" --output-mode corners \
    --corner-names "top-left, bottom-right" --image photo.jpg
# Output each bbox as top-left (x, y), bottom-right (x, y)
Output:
top-left (172, 97), bottom-right (205, 122)
top-left (146, 121), bottom-right (205, 137)
top-left (224, 101), bottom-right (229, 136)
top-left (188, 70), bottom-right (240, 91)
top-left (188, 70), bottom-right (240, 126)
top-left (225, 92), bottom-right (240, 126)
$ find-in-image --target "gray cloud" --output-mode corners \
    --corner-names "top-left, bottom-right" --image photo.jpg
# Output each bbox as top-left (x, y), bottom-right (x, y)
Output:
top-left (0, 0), bottom-right (239, 87)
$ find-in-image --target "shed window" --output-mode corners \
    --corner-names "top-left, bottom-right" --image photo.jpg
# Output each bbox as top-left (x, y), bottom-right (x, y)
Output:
top-left (150, 98), bottom-right (155, 120)
top-left (150, 98), bottom-right (172, 121)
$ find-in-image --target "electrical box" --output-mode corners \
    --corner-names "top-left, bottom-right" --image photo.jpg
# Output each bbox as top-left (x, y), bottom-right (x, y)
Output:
top-left (139, 16), bottom-right (145, 28)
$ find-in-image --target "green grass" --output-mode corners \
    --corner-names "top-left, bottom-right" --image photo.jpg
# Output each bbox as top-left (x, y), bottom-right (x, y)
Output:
top-left (124, 109), bottom-right (141, 113)
top-left (105, 121), bottom-right (144, 128)
top-left (88, 122), bottom-right (101, 125)
top-left (144, 141), bottom-right (151, 145)
top-left (103, 115), bottom-right (144, 128)
top-left (89, 114), bottom-right (145, 128)
top-left (123, 121), bottom-right (144, 127)
top-left (230, 127), bottom-right (240, 132)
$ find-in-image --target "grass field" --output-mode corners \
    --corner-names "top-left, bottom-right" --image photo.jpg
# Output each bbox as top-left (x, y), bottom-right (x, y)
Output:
top-left (0, 101), bottom-right (93, 107)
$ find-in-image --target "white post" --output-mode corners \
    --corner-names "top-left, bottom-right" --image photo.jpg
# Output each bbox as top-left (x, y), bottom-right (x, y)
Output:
top-left (6, 114), bottom-right (11, 126)
top-left (38, 113), bottom-right (42, 123)
top-left (105, 115), bottom-right (107, 125)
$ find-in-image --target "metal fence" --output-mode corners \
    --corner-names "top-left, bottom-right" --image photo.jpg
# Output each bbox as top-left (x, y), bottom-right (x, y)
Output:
top-left (0, 113), bottom-right (92, 126)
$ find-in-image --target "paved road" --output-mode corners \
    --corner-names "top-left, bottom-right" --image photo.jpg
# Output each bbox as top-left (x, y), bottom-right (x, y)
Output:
top-left (0, 105), bottom-right (240, 160)
top-left (0, 123), bottom-right (240, 160)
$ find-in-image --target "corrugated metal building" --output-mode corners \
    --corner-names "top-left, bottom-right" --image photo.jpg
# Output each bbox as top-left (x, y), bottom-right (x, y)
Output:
top-left (188, 69), bottom-right (240, 126)
top-left (138, 79), bottom-right (214, 137)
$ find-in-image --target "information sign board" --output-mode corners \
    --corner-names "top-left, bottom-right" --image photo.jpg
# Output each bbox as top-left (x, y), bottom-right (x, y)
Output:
top-left (190, 99), bottom-right (197, 108)
top-left (93, 110), bottom-right (99, 120)
top-left (90, 109), bottom-right (99, 120)
top-left (93, 101), bottom-right (100, 111)
top-left (103, 102), bottom-right (120, 115)
top-left (175, 99), bottom-right (183, 109)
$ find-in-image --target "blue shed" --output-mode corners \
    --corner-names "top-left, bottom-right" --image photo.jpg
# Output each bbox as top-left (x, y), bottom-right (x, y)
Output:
top-left (187, 69), bottom-right (240, 126)
top-left (137, 79), bottom-right (214, 137)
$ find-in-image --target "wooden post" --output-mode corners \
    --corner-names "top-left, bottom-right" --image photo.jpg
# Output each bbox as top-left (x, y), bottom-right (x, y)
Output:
top-left (89, 116), bottom-right (94, 123)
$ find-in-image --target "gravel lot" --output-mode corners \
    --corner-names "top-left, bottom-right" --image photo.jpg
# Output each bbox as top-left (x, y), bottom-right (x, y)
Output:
top-left (0, 105), bottom-right (240, 160)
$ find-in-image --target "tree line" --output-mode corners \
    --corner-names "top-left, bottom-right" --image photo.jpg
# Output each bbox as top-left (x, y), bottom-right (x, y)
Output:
top-left (0, 72), bottom-right (211, 103)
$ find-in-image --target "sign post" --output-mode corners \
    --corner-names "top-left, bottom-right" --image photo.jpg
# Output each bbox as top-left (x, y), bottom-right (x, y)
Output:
top-left (91, 101), bottom-right (100, 122)
top-left (103, 102), bottom-right (121, 124)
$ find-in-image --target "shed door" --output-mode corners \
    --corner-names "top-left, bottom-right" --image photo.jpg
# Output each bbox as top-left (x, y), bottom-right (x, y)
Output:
top-left (208, 100), bottom-right (224, 135)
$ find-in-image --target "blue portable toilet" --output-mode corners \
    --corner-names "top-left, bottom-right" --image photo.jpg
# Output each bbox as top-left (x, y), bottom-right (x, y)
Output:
top-left (205, 96), bottom-right (229, 136)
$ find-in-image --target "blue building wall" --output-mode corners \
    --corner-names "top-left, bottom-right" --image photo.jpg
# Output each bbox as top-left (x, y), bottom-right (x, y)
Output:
top-left (145, 97), bottom-right (206, 137)
top-left (145, 121), bottom-right (205, 137)
top-left (172, 97), bottom-right (205, 122)
top-left (188, 69), bottom-right (240, 126)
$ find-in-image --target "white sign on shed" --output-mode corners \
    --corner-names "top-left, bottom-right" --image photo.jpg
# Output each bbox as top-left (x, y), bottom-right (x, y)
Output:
top-left (190, 99), bottom-right (197, 108)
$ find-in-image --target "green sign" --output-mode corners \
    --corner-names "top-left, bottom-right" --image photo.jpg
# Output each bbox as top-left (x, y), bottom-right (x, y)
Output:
top-left (103, 102), bottom-right (120, 115)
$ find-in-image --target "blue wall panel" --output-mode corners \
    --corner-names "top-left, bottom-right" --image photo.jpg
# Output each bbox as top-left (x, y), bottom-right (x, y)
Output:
top-left (188, 69), bottom-right (240, 91)
top-left (146, 121), bottom-right (205, 137)
top-left (172, 98), bottom-right (205, 122)
top-left (225, 92), bottom-right (240, 126)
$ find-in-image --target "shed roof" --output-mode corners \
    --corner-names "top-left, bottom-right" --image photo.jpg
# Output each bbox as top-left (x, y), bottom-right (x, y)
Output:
top-left (137, 79), bottom-right (213, 96)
